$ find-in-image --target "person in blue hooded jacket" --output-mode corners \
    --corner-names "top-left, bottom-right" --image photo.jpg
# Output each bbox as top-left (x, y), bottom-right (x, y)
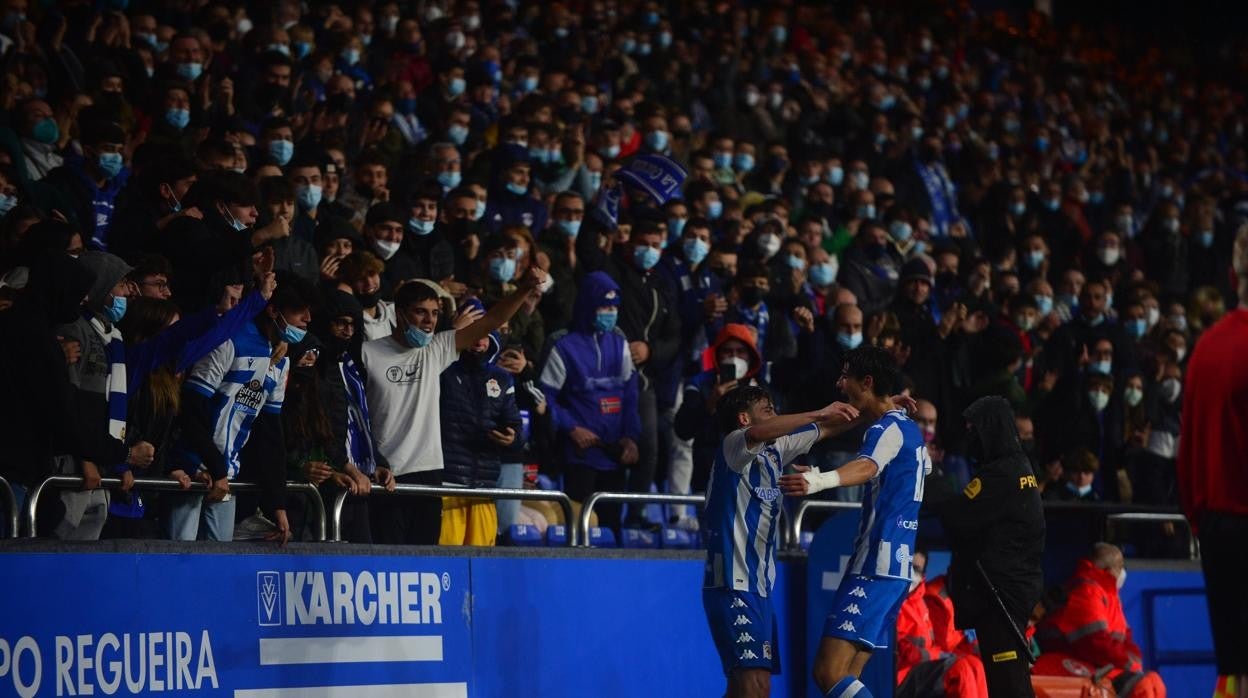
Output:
top-left (539, 271), bottom-right (640, 532)
top-left (483, 144), bottom-right (548, 235)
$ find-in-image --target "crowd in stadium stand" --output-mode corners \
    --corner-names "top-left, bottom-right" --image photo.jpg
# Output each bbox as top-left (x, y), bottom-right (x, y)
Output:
top-left (0, 0), bottom-right (1241, 549)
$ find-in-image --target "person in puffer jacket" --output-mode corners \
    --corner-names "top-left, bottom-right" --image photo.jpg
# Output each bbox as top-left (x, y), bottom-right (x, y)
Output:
top-left (439, 298), bottom-right (521, 546)
top-left (539, 271), bottom-right (640, 533)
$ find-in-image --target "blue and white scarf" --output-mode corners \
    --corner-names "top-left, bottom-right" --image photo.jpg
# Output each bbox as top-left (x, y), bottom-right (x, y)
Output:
top-left (339, 353), bottom-right (377, 475)
top-left (735, 302), bottom-right (770, 359)
top-left (915, 158), bottom-right (959, 237)
top-left (89, 315), bottom-right (128, 442)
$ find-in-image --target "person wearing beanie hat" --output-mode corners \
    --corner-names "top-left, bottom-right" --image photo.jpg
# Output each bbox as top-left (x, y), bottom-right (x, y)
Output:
top-left (45, 116), bottom-right (129, 251)
top-left (54, 250), bottom-right (153, 540)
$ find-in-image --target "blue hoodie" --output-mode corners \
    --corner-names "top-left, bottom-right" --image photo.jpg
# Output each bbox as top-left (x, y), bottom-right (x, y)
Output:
top-left (539, 271), bottom-right (640, 471)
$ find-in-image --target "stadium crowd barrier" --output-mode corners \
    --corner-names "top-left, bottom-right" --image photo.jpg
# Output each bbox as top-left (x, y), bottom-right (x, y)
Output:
top-left (0, 474), bottom-right (16, 538)
top-left (328, 485), bottom-right (578, 545)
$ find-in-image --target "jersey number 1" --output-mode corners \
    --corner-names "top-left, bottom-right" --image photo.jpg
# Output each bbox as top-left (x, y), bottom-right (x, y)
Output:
top-left (914, 446), bottom-right (932, 501)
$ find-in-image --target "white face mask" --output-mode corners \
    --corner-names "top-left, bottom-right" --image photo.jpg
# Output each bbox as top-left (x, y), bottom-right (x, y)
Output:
top-left (759, 234), bottom-right (782, 258)
top-left (373, 239), bottom-right (400, 260)
top-left (723, 356), bottom-right (749, 380)
top-left (909, 568), bottom-right (923, 593)
top-left (1115, 568), bottom-right (1127, 590)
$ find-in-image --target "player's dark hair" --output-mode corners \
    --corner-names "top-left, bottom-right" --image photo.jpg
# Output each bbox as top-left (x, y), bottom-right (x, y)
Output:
top-left (843, 345), bottom-right (898, 397)
top-left (719, 385), bottom-right (773, 434)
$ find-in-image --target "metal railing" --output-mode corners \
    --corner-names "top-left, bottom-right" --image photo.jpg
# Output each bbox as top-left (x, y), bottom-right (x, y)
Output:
top-left (0, 475), bottom-right (17, 539)
top-left (330, 485), bottom-right (578, 546)
top-left (21, 476), bottom-right (327, 541)
top-left (576, 492), bottom-right (706, 546)
top-left (1106, 512), bottom-right (1198, 560)
top-left (787, 499), bottom-right (862, 551)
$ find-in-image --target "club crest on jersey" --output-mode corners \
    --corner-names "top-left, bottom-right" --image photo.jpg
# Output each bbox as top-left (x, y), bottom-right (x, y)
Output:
top-left (485, 378), bottom-right (501, 398)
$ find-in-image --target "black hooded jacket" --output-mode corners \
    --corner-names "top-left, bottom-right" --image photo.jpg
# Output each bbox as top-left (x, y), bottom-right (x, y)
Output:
top-left (0, 252), bottom-right (96, 484)
top-left (926, 395), bottom-right (1045, 628)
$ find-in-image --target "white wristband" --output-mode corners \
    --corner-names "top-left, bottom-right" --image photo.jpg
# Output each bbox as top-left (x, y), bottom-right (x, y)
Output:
top-left (802, 469), bottom-right (841, 495)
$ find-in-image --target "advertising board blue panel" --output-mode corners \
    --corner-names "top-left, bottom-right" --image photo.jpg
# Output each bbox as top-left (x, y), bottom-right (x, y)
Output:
top-left (0, 553), bottom-right (471, 698)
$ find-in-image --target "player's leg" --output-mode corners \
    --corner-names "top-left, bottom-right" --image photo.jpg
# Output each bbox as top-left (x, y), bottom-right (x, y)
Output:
top-left (812, 637), bottom-right (865, 695)
top-left (727, 668), bottom-right (772, 698)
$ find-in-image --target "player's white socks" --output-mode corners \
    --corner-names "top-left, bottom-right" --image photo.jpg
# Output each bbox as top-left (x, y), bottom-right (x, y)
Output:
top-left (803, 468), bottom-right (841, 494)
top-left (826, 676), bottom-right (872, 698)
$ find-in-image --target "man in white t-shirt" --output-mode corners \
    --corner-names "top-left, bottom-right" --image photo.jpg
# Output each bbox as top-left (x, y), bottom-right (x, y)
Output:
top-left (362, 266), bottom-right (547, 544)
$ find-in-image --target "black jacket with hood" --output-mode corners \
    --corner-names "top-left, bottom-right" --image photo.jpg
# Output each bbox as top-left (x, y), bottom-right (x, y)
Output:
top-left (926, 395), bottom-right (1046, 628)
top-left (0, 252), bottom-right (96, 484)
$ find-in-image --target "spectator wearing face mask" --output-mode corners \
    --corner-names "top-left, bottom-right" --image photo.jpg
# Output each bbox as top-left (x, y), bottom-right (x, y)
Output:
top-left (483, 146), bottom-right (548, 236)
top-left (838, 219), bottom-right (902, 317)
top-left (1044, 449), bottom-right (1101, 502)
top-left (109, 154), bottom-right (199, 262)
top-left (257, 176), bottom-right (318, 285)
top-left (336, 249), bottom-right (395, 340)
top-left (539, 271), bottom-right (640, 532)
top-left (1136, 350), bottom-right (1183, 505)
top-left (1140, 201), bottom-right (1189, 300)
top-left (536, 191), bottom-right (586, 331)
top-left (1038, 358), bottom-right (1121, 492)
top-left (362, 201), bottom-right (417, 296)
top-left (1034, 543), bottom-right (1167, 698)
top-left (45, 116), bottom-right (129, 252)
top-left (674, 323), bottom-right (767, 494)
top-left (477, 232), bottom-right (544, 360)
top-left (1045, 279), bottom-right (1136, 378)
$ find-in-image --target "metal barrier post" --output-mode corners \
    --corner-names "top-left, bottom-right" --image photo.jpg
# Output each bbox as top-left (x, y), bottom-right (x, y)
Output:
top-left (1105, 512), bottom-right (1198, 560)
top-left (329, 485), bottom-right (578, 546)
top-left (22, 476), bottom-right (327, 541)
top-left (787, 500), bottom-right (862, 551)
top-left (0, 475), bottom-right (17, 538)
top-left (577, 492), bottom-right (707, 546)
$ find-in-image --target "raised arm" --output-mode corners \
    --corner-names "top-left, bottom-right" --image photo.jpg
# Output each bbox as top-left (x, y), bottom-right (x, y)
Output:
top-left (455, 267), bottom-right (549, 352)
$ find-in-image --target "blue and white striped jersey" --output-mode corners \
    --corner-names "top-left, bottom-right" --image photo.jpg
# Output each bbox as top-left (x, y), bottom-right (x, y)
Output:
top-left (847, 410), bottom-right (930, 581)
top-left (703, 423), bottom-right (821, 597)
top-left (183, 323), bottom-right (288, 479)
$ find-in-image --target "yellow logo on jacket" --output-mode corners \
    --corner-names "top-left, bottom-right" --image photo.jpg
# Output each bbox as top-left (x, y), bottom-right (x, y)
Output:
top-left (963, 478), bottom-right (982, 499)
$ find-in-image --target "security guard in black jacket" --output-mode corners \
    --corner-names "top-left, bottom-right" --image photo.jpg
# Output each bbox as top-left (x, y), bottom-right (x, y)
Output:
top-left (925, 395), bottom-right (1046, 697)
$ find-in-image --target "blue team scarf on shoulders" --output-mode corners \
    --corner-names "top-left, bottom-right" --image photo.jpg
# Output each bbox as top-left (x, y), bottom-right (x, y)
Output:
top-left (736, 302), bottom-right (770, 357)
top-left (88, 314), bottom-right (128, 442)
top-left (915, 157), bottom-right (958, 236)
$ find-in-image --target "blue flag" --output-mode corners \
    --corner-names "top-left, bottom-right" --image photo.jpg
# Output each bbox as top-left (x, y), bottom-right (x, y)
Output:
top-left (617, 153), bottom-right (687, 205)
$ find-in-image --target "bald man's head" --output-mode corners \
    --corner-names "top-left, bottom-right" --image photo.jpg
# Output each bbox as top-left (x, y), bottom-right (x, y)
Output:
top-left (1091, 542), bottom-right (1125, 579)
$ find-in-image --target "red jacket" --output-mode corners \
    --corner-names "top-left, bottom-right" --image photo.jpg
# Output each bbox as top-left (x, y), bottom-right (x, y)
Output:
top-left (1178, 309), bottom-right (1248, 530)
top-left (1038, 559), bottom-right (1143, 672)
top-left (897, 581), bottom-right (937, 685)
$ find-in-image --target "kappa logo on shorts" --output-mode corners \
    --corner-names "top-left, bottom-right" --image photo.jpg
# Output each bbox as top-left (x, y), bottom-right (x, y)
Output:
top-left (730, 598), bottom-right (747, 609)
top-left (842, 603), bottom-right (862, 616)
top-left (733, 615), bottom-right (752, 626)
top-left (848, 586), bottom-right (868, 598)
top-left (762, 641), bottom-right (772, 660)
top-left (740, 650), bottom-right (759, 660)
top-left (837, 621), bottom-right (857, 633)
top-left (736, 632), bottom-right (755, 644)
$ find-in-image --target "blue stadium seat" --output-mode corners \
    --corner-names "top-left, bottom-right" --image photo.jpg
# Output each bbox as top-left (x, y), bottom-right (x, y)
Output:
top-left (546, 524), bottom-right (569, 546)
top-left (620, 528), bottom-right (661, 549)
top-left (505, 524), bottom-right (543, 546)
top-left (661, 527), bottom-right (694, 550)
top-left (588, 527), bottom-right (616, 548)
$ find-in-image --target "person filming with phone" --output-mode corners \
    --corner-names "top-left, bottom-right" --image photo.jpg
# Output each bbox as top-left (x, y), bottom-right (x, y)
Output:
top-left (674, 323), bottom-right (768, 495)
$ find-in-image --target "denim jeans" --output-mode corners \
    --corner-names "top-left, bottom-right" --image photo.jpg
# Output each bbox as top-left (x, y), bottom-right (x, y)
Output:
top-left (495, 462), bottom-right (524, 532)
top-left (167, 495), bottom-right (237, 541)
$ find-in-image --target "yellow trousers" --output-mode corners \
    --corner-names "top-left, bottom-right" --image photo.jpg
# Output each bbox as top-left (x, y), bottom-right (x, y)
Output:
top-left (439, 496), bottom-right (498, 546)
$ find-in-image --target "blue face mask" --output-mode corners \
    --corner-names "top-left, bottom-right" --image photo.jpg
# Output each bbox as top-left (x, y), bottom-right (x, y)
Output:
top-left (888, 220), bottom-right (912, 242)
top-left (268, 43), bottom-right (291, 56)
top-left (770, 25), bottom-right (787, 44)
top-left (277, 317), bottom-right (307, 344)
top-left (404, 325), bottom-right (433, 348)
top-left (786, 254), bottom-right (806, 271)
top-left (836, 331), bottom-right (863, 350)
top-left (448, 77), bottom-right (466, 97)
top-left (447, 124), bottom-right (469, 146)
top-left (296, 184), bottom-right (323, 210)
top-left (1198, 230), bottom-right (1215, 248)
top-left (558, 219), bottom-right (581, 238)
top-left (0, 193), bottom-right (17, 216)
top-left (529, 147), bottom-right (549, 164)
top-left (1126, 318), bottom-right (1147, 340)
top-left (707, 200), bottom-right (724, 220)
top-left (1090, 359), bottom-right (1112, 376)
top-left (506, 182), bottom-right (528, 196)
top-left (581, 96), bottom-right (599, 114)
top-left (594, 309), bottom-right (619, 333)
top-left (826, 166), bottom-right (844, 186)
top-left (1035, 136), bottom-right (1050, 152)
top-left (294, 42), bottom-right (312, 59)
top-left (733, 153), bottom-right (754, 172)
top-left (810, 262), bottom-right (836, 286)
top-left (268, 139), bottom-right (294, 166)
top-left (683, 238), bottom-right (709, 266)
top-left (587, 171), bottom-right (603, 191)
top-left (645, 130), bottom-right (669, 151)
top-left (342, 48), bottom-right (360, 65)
top-left (713, 152), bottom-right (732, 169)
top-left (176, 62), bottom-right (203, 81)
top-left (165, 108), bottom-right (191, 130)
top-left (473, 200), bottom-right (486, 220)
top-left (102, 295), bottom-right (127, 323)
top-left (634, 245), bottom-right (661, 271)
top-left (408, 217), bottom-right (435, 235)
top-left (1034, 295), bottom-right (1054, 315)
top-left (1025, 250), bottom-right (1045, 269)
top-left (667, 218), bottom-right (686, 238)
top-left (1010, 201), bottom-right (1027, 217)
top-left (489, 256), bottom-right (517, 282)
top-left (96, 152), bottom-right (123, 178)
top-left (224, 206), bottom-right (249, 231)
top-left (32, 117), bottom-right (59, 145)
top-left (857, 204), bottom-right (876, 220)
top-left (521, 76), bottom-right (539, 93)
top-left (437, 170), bottom-right (462, 189)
